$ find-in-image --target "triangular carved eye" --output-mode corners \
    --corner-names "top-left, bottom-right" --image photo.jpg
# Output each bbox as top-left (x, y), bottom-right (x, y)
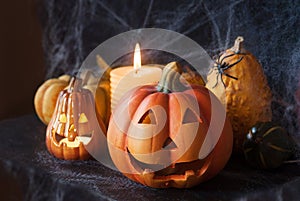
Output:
top-left (79, 113), bottom-right (88, 123)
top-left (138, 110), bottom-right (156, 124)
top-left (163, 137), bottom-right (177, 150)
top-left (59, 113), bottom-right (67, 123)
top-left (182, 108), bottom-right (203, 124)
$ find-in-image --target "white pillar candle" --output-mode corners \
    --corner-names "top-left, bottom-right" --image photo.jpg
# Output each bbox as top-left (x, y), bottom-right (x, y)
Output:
top-left (110, 43), bottom-right (162, 111)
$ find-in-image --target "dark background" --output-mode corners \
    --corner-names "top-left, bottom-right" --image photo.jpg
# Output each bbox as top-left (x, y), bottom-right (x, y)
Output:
top-left (0, 0), bottom-right (44, 120)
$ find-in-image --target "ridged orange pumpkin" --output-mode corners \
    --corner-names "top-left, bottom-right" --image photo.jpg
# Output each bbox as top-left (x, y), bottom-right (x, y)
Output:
top-left (206, 36), bottom-right (272, 153)
top-left (107, 62), bottom-right (233, 188)
top-left (34, 75), bottom-right (71, 124)
top-left (46, 77), bottom-right (106, 160)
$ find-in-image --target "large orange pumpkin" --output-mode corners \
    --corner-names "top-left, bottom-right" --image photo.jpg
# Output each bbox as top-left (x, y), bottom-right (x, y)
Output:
top-left (107, 62), bottom-right (233, 188)
top-left (46, 77), bottom-right (106, 160)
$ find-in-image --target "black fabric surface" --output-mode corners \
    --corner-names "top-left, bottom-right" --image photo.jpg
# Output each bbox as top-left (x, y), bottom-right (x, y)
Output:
top-left (0, 115), bottom-right (300, 201)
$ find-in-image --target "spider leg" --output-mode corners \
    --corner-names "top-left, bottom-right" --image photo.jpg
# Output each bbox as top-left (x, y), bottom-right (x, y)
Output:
top-left (212, 73), bottom-right (219, 88)
top-left (223, 56), bottom-right (244, 70)
top-left (220, 53), bottom-right (236, 64)
top-left (223, 72), bottom-right (238, 80)
top-left (207, 68), bottom-right (213, 75)
top-left (213, 54), bottom-right (220, 63)
top-left (218, 51), bottom-right (225, 59)
top-left (207, 65), bottom-right (218, 75)
top-left (220, 75), bottom-right (226, 87)
top-left (214, 51), bottom-right (227, 64)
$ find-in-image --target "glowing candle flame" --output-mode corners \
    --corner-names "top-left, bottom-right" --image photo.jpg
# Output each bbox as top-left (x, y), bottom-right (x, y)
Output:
top-left (134, 43), bottom-right (141, 73)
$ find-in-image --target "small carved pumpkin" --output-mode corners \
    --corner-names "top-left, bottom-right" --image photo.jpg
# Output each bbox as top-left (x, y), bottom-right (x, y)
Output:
top-left (34, 71), bottom-right (111, 128)
top-left (46, 77), bottom-right (106, 160)
top-left (107, 62), bottom-right (233, 188)
top-left (34, 75), bottom-right (71, 124)
top-left (243, 122), bottom-right (295, 169)
top-left (206, 36), bottom-right (272, 153)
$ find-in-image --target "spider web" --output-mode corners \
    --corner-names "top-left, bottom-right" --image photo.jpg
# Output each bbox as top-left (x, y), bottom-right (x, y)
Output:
top-left (39, 0), bottom-right (300, 140)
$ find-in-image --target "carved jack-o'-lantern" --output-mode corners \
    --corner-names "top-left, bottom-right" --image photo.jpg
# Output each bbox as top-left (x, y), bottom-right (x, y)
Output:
top-left (46, 77), bottom-right (106, 160)
top-left (107, 62), bottom-right (233, 188)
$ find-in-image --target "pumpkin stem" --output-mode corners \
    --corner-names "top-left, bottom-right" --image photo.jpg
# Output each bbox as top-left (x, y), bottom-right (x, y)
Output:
top-left (67, 77), bottom-right (76, 93)
top-left (67, 77), bottom-right (83, 92)
top-left (157, 62), bottom-right (187, 93)
top-left (96, 54), bottom-right (110, 69)
top-left (284, 160), bottom-right (300, 164)
top-left (81, 70), bottom-right (94, 86)
top-left (231, 36), bottom-right (244, 54)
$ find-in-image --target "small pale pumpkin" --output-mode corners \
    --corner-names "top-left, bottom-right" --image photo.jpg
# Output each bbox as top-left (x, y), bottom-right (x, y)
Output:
top-left (206, 36), bottom-right (272, 153)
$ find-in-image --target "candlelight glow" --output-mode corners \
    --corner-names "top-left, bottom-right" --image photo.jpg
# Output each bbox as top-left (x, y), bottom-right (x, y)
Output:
top-left (110, 42), bottom-right (162, 111)
top-left (134, 43), bottom-right (141, 72)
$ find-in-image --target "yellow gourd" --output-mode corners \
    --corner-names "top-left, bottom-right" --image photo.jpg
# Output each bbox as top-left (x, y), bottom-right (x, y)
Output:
top-left (206, 36), bottom-right (272, 153)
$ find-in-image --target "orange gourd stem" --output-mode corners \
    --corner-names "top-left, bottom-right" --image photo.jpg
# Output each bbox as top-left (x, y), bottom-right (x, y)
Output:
top-left (231, 36), bottom-right (244, 54)
top-left (156, 62), bottom-right (187, 93)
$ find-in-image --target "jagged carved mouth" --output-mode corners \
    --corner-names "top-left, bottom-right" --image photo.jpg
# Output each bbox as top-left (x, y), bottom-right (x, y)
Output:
top-left (55, 133), bottom-right (64, 143)
top-left (127, 148), bottom-right (211, 180)
top-left (54, 133), bottom-right (92, 147)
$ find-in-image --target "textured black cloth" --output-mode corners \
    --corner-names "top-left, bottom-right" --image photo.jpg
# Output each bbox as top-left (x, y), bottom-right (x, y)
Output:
top-left (0, 114), bottom-right (300, 201)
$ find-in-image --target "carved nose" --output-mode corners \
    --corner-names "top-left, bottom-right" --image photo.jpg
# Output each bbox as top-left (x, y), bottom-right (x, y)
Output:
top-left (163, 137), bottom-right (178, 150)
top-left (67, 124), bottom-right (77, 141)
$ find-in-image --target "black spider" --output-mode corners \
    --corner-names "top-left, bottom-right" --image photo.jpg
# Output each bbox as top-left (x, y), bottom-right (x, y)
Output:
top-left (210, 53), bottom-right (244, 88)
